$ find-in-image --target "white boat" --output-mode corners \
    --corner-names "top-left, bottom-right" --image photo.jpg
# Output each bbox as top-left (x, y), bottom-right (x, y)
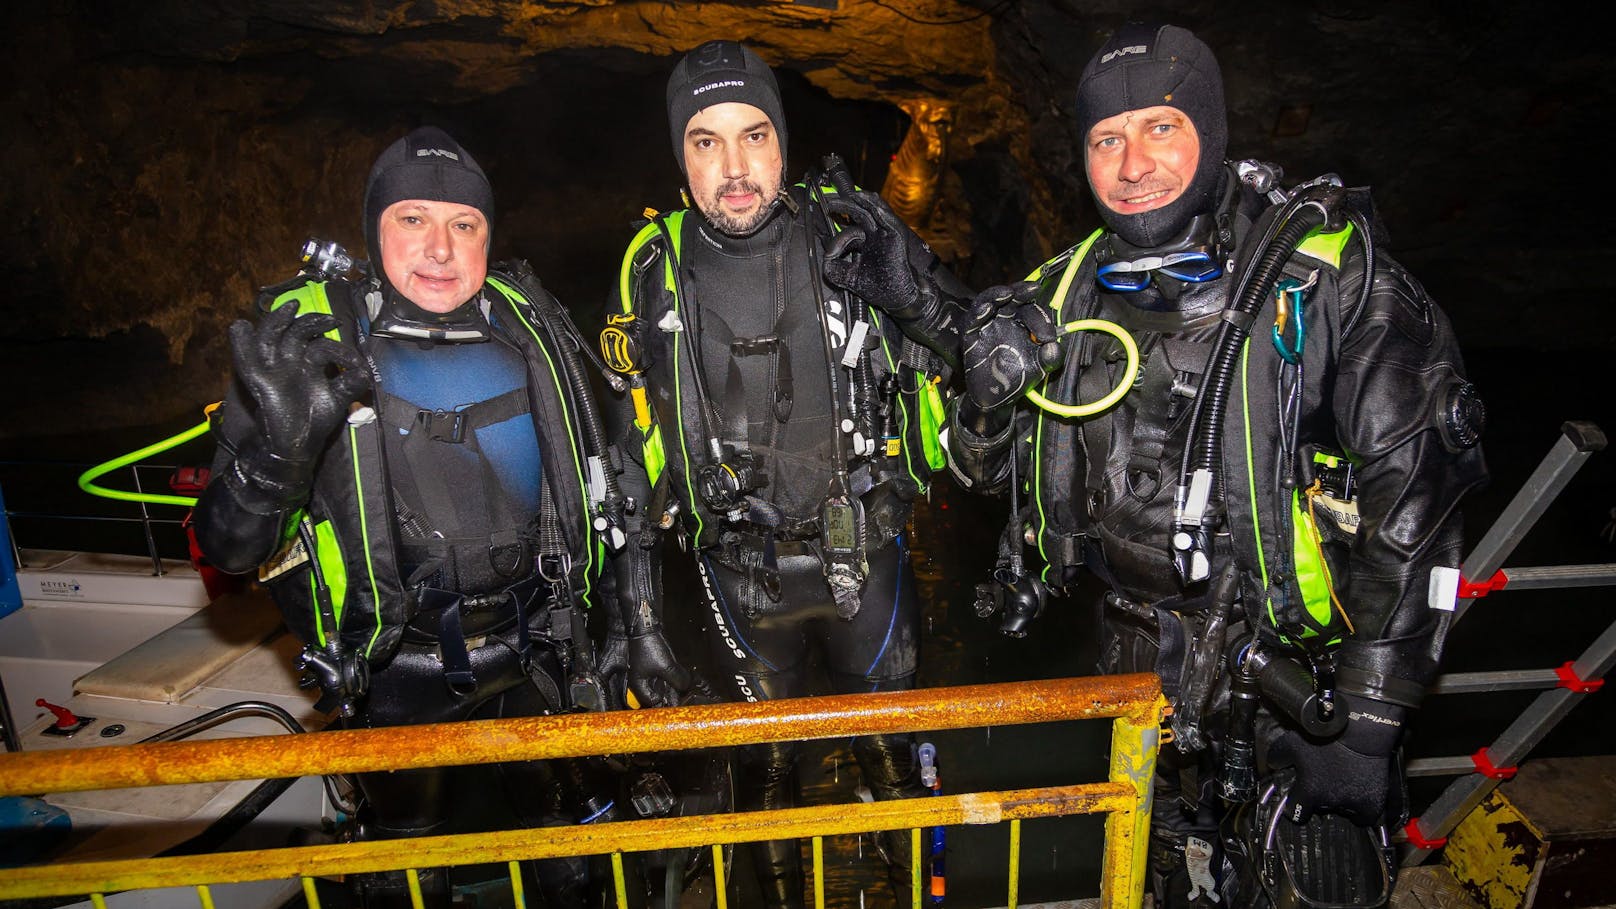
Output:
top-left (1, 532), bottom-right (336, 908)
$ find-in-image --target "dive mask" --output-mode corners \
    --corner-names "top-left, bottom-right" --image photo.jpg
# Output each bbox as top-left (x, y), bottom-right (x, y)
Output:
top-left (366, 286), bottom-right (492, 343)
top-left (1096, 250), bottom-right (1223, 292)
top-left (1094, 213), bottom-right (1227, 293)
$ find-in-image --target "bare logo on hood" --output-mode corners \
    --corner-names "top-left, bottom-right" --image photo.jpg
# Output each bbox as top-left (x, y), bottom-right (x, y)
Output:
top-left (1101, 44), bottom-right (1148, 64)
top-left (415, 147), bottom-right (460, 160)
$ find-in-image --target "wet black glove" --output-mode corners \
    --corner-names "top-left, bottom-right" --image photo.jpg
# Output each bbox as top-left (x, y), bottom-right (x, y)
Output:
top-left (822, 191), bottom-right (921, 319)
top-left (1269, 692), bottom-right (1406, 827)
top-left (962, 281), bottom-right (1063, 412)
top-left (601, 596), bottom-right (698, 709)
top-left (223, 301), bottom-right (368, 512)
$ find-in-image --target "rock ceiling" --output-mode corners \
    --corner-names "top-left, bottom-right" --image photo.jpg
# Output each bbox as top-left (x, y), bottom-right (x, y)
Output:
top-left (0, 1), bottom-right (1608, 441)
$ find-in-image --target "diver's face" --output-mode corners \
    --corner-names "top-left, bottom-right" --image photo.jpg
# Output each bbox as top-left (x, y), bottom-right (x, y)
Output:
top-left (1085, 106), bottom-right (1200, 217)
top-left (682, 102), bottom-right (784, 236)
top-left (377, 199), bottom-right (489, 313)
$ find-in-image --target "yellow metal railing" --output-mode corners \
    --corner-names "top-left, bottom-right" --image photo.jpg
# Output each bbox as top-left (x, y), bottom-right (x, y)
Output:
top-left (0, 674), bottom-right (1164, 907)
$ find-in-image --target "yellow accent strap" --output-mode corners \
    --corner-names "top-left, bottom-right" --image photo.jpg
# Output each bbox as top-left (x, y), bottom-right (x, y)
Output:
top-left (312, 518), bottom-right (348, 638)
top-left (641, 423), bottom-right (666, 487)
top-left (1295, 223), bottom-right (1354, 268)
top-left (1299, 480), bottom-right (1355, 635)
top-left (919, 378), bottom-right (948, 471)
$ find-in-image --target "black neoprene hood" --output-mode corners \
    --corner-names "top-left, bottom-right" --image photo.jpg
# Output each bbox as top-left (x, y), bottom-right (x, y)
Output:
top-left (1076, 23), bottom-right (1228, 249)
top-left (665, 40), bottom-right (788, 173)
top-left (362, 126), bottom-right (495, 258)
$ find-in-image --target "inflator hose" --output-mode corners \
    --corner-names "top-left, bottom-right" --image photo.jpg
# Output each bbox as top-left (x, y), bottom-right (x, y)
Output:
top-left (507, 269), bottom-right (625, 521)
top-left (1180, 188), bottom-right (1338, 498)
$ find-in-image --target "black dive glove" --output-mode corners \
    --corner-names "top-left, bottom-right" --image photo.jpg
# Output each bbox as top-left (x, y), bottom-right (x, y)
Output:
top-left (962, 282), bottom-right (1064, 412)
top-left (223, 300), bottom-right (368, 513)
top-left (600, 601), bottom-right (699, 709)
top-left (822, 191), bottom-right (922, 319)
top-left (1269, 691), bottom-right (1407, 827)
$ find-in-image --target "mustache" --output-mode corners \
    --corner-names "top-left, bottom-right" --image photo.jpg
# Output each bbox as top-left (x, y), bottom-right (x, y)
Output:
top-left (715, 178), bottom-right (765, 200)
top-left (1108, 180), bottom-right (1179, 203)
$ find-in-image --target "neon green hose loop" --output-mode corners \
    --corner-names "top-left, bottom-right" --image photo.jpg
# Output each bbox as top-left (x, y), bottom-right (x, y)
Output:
top-left (1023, 318), bottom-right (1140, 418)
top-left (77, 418), bottom-right (213, 506)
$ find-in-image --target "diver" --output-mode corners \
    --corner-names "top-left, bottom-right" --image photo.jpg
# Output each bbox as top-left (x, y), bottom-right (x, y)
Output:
top-left (947, 24), bottom-right (1488, 909)
top-left (599, 40), bottom-right (970, 909)
top-left (195, 126), bottom-right (643, 908)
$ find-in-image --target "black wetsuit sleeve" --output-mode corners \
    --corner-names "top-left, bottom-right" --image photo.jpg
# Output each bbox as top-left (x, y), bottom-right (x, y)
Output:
top-left (1332, 246), bottom-right (1488, 696)
top-left (193, 383), bottom-right (302, 575)
top-left (899, 223), bottom-right (971, 378)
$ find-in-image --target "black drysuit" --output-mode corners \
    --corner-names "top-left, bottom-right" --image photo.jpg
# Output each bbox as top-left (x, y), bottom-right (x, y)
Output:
top-left (948, 174), bottom-right (1487, 905)
top-left (608, 188), bottom-right (963, 908)
top-left (196, 276), bottom-right (608, 908)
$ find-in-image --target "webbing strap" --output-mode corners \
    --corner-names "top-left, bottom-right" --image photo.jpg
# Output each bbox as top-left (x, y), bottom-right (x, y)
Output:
top-left (376, 386), bottom-right (530, 444)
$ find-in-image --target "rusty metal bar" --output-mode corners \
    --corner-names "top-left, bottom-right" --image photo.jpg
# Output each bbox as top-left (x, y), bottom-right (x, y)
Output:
top-left (0, 782), bottom-right (1133, 900)
top-left (0, 675), bottom-right (1160, 797)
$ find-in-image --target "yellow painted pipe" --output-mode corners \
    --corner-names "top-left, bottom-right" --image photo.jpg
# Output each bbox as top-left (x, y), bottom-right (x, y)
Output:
top-left (0, 783), bottom-right (1132, 900)
top-left (0, 676), bottom-right (1161, 797)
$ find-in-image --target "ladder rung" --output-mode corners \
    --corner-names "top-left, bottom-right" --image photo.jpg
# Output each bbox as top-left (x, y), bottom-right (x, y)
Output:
top-left (1428, 669), bottom-right (1560, 694)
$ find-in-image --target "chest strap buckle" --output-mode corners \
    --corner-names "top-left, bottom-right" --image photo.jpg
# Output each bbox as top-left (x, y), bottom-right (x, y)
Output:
top-left (417, 409), bottom-right (467, 444)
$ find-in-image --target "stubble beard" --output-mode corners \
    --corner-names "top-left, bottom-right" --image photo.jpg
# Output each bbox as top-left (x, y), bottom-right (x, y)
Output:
top-left (703, 177), bottom-right (779, 236)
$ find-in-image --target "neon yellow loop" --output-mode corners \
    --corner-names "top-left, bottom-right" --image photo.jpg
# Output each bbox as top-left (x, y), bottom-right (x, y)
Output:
top-left (1023, 318), bottom-right (1140, 419)
top-left (77, 417), bottom-right (214, 506)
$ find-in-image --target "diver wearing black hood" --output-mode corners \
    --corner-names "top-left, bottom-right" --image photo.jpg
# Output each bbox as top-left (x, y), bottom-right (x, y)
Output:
top-left (196, 126), bottom-right (634, 908)
top-left (949, 23), bottom-right (1487, 909)
top-left (602, 40), bottom-right (970, 909)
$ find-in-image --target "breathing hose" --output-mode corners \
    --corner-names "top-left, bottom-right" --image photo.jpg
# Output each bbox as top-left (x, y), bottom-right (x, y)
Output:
top-left (502, 268), bottom-right (626, 544)
top-left (1180, 185), bottom-right (1342, 497)
top-left (1169, 185), bottom-right (1344, 583)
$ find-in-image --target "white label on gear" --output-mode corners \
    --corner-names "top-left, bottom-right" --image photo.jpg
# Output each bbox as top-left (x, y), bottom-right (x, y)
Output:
top-left (1182, 469), bottom-right (1213, 525)
top-left (657, 310), bottom-right (683, 332)
top-left (1428, 565), bottom-right (1460, 612)
top-left (587, 455), bottom-right (608, 503)
top-left (841, 319), bottom-right (870, 368)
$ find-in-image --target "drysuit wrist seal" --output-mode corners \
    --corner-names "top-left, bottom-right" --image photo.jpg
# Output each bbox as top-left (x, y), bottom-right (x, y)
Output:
top-left (224, 448), bottom-right (314, 516)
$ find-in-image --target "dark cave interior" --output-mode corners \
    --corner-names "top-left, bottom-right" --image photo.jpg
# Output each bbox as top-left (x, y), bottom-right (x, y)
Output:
top-left (0, 5), bottom-right (1613, 899)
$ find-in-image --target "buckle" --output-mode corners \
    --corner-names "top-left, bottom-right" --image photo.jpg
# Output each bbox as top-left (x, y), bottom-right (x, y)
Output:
top-left (417, 409), bottom-right (467, 443)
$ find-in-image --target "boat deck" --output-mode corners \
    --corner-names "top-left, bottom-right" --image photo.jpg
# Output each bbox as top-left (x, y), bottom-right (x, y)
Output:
top-left (2, 549), bottom-right (328, 875)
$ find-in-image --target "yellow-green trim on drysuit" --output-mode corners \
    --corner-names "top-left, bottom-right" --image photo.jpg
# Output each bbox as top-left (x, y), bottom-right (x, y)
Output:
top-left (806, 180), bottom-right (941, 483)
top-left (269, 280), bottom-right (341, 341)
top-left (619, 210), bottom-right (707, 543)
top-left (309, 518), bottom-right (346, 648)
top-left (488, 275), bottom-right (601, 608)
top-left (616, 221), bottom-right (670, 487)
top-left (1030, 229), bottom-right (1105, 583)
top-left (1239, 252), bottom-right (1349, 641)
top-left (1290, 488), bottom-right (1335, 627)
top-left (348, 421), bottom-right (387, 658)
top-left (266, 281), bottom-right (348, 648)
top-left (1295, 223), bottom-right (1353, 267)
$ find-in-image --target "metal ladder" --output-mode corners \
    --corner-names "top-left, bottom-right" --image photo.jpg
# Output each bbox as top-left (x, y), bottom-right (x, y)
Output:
top-left (1401, 420), bottom-right (1613, 864)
